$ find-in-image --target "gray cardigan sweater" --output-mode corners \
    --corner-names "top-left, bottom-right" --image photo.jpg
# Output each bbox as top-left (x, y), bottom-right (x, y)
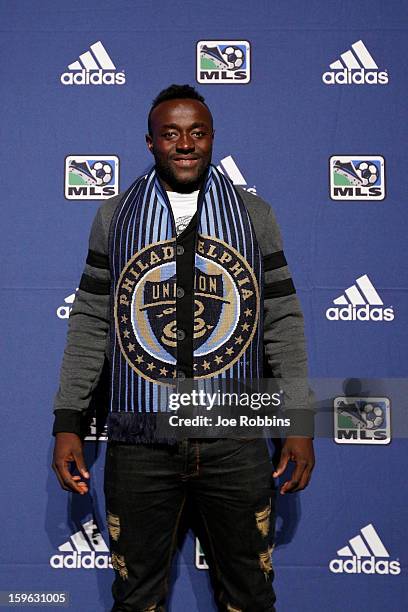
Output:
top-left (52, 186), bottom-right (314, 438)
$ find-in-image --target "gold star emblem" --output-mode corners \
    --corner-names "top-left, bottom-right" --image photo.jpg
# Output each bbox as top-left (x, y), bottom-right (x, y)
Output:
top-left (136, 354), bottom-right (144, 364)
top-left (172, 369), bottom-right (177, 378)
top-left (214, 355), bottom-right (223, 364)
top-left (127, 343), bottom-right (135, 352)
top-left (121, 315), bottom-right (128, 323)
top-left (159, 367), bottom-right (168, 376)
top-left (234, 336), bottom-right (243, 345)
top-left (225, 347), bottom-right (234, 356)
top-left (147, 362), bottom-right (155, 371)
top-left (244, 309), bottom-right (252, 317)
top-left (123, 329), bottom-right (130, 338)
top-left (203, 360), bottom-right (210, 370)
top-left (241, 322), bottom-right (250, 331)
top-left (193, 364), bottom-right (198, 371)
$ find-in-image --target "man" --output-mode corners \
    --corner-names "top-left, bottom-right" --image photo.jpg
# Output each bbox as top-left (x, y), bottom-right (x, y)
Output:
top-left (52, 84), bottom-right (315, 612)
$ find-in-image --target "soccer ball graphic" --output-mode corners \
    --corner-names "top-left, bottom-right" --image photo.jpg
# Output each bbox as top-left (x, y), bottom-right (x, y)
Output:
top-left (221, 46), bottom-right (244, 70)
top-left (360, 403), bottom-right (384, 429)
top-left (91, 161), bottom-right (113, 185)
top-left (356, 161), bottom-right (378, 186)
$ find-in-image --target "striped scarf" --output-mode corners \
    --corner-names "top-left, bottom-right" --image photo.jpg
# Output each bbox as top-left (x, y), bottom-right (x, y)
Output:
top-left (107, 164), bottom-right (263, 442)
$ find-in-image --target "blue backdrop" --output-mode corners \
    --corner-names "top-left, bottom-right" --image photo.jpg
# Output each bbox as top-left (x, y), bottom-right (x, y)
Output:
top-left (0, 1), bottom-right (407, 610)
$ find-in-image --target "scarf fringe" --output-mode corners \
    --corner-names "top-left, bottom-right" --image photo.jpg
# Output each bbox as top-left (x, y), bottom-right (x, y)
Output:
top-left (107, 412), bottom-right (178, 445)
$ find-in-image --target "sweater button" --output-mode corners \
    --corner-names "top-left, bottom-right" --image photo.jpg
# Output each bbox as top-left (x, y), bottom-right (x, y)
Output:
top-left (177, 329), bottom-right (186, 341)
top-left (176, 245), bottom-right (185, 255)
top-left (176, 287), bottom-right (185, 298)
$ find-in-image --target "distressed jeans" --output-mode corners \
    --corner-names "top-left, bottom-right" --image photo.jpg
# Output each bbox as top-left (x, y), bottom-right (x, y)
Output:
top-left (104, 437), bottom-right (276, 612)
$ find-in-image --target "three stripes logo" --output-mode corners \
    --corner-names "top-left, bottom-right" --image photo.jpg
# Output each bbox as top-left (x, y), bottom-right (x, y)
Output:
top-left (50, 519), bottom-right (112, 569)
top-left (326, 274), bottom-right (394, 322)
top-left (329, 524), bottom-right (400, 575)
top-left (60, 41), bottom-right (125, 86)
top-left (217, 156), bottom-right (256, 194)
top-left (322, 40), bottom-right (388, 85)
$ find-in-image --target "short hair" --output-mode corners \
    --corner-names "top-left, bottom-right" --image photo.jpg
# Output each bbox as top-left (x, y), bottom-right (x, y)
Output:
top-left (147, 84), bottom-right (212, 135)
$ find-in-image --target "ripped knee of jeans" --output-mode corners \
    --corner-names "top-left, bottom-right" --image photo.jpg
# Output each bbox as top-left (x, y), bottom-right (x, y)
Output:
top-left (258, 544), bottom-right (274, 578)
top-left (107, 511), bottom-right (121, 542)
top-left (111, 551), bottom-right (128, 581)
top-left (255, 498), bottom-right (272, 538)
top-left (226, 603), bottom-right (243, 612)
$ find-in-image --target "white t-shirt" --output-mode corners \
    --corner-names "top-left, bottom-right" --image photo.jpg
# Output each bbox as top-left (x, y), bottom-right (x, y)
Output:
top-left (167, 190), bottom-right (199, 236)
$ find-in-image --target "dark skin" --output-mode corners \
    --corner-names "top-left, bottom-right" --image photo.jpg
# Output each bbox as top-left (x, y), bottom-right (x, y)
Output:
top-left (52, 97), bottom-right (315, 495)
top-left (145, 98), bottom-right (214, 193)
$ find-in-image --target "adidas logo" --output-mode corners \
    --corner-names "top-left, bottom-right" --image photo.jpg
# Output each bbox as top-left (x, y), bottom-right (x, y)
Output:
top-left (60, 41), bottom-right (126, 86)
top-left (50, 519), bottom-right (112, 570)
top-left (195, 537), bottom-right (209, 570)
top-left (322, 40), bottom-right (388, 85)
top-left (56, 290), bottom-right (77, 319)
top-left (217, 156), bottom-right (256, 193)
top-left (326, 274), bottom-right (394, 322)
top-left (84, 416), bottom-right (108, 441)
top-left (329, 523), bottom-right (400, 575)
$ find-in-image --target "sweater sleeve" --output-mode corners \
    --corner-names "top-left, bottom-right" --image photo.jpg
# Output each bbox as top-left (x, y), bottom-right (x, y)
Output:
top-left (261, 204), bottom-right (315, 436)
top-left (52, 205), bottom-right (111, 437)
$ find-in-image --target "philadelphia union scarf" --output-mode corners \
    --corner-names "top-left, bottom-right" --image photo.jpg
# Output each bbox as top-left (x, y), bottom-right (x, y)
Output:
top-left (107, 164), bottom-right (263, 442)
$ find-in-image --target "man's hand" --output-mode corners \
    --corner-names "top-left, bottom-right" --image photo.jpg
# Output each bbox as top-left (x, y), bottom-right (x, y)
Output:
top-left (272, 437), bottom-right (315, 495)
top-left (52, 432), bottom-right (90, 495)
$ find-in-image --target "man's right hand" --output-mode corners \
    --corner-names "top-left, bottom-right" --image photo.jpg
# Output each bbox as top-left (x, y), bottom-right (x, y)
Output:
top-left (52, 432), bottom-right (90, 495)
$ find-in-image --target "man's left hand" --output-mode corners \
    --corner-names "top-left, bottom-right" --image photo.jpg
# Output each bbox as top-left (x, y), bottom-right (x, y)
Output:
top-left (272, 437), bottom-right (315, 495)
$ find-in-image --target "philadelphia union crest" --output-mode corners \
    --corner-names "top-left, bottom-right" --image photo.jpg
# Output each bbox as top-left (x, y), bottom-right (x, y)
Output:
top-left (115, 236), bottom-right (259, 383)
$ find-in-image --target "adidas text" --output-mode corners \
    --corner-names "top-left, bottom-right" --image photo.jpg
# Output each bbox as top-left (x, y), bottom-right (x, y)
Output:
top-left (326, 305), bottom-right (394, 322)
top-left (329, 556), bottom-right (400, 575)
top-left (57, 290), bottom-right (76, 319)
top-left (60, 70), bottom-right (126, 86)
top-left (56, 305), bottom-right (72, 319)
top-left (50, 551), bottom-right (112, 569)
top-left (322, 69), bottom-right (388, 85)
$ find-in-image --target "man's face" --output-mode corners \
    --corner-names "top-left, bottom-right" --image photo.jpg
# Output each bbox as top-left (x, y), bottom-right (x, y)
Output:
top-left (146, 98), bottom-right (214, 192)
